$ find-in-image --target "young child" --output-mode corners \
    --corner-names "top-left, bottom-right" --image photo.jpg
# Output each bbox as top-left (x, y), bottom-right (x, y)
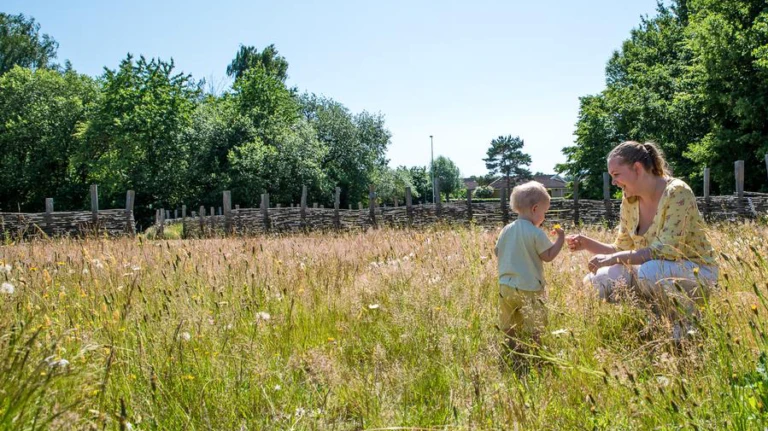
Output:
top-left (495, 181), bottom-right (564, 353)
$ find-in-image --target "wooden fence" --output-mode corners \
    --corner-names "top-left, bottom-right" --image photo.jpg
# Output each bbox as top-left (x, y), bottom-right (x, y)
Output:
top-left (0, 186), bottom-right (136, 238)
top-left (2, 158), bottom-right (768, 238)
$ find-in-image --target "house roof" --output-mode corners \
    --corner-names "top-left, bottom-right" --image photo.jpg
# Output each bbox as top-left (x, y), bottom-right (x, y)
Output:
top-left (488, 174), bottom-right (566, 190)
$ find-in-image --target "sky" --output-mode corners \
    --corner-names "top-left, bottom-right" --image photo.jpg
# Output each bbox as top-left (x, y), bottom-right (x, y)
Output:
top-left (5, 0), bottom-right (662, 177)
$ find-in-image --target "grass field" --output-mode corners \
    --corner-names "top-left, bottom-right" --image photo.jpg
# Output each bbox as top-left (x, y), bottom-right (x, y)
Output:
top-left (1, 223), bottom-right (768, 430)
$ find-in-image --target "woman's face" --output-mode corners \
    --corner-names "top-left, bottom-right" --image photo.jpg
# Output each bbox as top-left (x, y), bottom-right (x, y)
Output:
top-left (607, 157), bottom-right (641, 197)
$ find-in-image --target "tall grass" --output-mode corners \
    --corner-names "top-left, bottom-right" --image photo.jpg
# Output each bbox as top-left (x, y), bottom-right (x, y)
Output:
top-left (1, 223), bottom-right (767, 429)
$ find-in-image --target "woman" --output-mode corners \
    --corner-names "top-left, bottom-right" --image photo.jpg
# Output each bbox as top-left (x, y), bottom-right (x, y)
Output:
top-left (566, 141), bottom-right (718, 323)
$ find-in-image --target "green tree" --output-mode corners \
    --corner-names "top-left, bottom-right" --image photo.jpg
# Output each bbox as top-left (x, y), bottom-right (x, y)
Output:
top-left (300, 94), bottom-right (391, 207)
top-left (483, 135), bottom-right (532, 193)
top-left (226, 44), bottom-right (289, 82)
top-left (0, 66), bottom-right (98, 211)
top-left (0, 13), bottom-right (58, 75)
top-left (75, 55), bottom-right (200, 223)
top-left (408, 166), bottom-right (431, 204)
top-left (684, 0), bottom-right (768, 193)
top-left (433, 156), bottom-right (463, 201)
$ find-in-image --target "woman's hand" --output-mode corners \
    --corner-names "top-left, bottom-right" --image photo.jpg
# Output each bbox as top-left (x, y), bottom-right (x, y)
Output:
top-left (566, 234), bottom-right (587, 252)
top-left (588, 254), bottom-right (616, 274)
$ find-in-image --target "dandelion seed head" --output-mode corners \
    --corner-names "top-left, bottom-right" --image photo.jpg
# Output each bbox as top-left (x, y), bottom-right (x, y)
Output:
top-left (1, 282), bottom-right (15, 294)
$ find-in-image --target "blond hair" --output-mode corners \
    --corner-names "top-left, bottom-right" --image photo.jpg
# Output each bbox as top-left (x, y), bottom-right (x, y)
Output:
top-left (510, 181), bottom-right (550, 213)
top-left (608, 141), bottom-right (671, 177)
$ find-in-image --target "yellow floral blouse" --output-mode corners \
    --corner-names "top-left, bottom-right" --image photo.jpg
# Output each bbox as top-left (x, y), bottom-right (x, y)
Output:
top-left (613, 178), bottom-right (717, 266)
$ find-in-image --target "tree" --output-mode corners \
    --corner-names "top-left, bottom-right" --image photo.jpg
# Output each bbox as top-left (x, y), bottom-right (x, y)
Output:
top-left (75, 55), bottom-right (200, 224)
top-left (433, 156), bottom-right (462, 201)
top-left (408, 166), bottom-right (431, 203)
top-left (483, 135), bottom-right (532, 193)
top-left (300, 94), bottom-right (391, 206)
top-left (0, 13), bottom-right (58, 75)
top-left (226, 44), bottom-right (289, 82)
top-left (557, 0), bottom-right (768, 197)
top-left (0, 66), bottom-right (99, 211)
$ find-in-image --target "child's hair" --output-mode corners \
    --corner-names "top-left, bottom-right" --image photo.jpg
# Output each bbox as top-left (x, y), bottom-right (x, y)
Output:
top-left (607, 141), bottom-right (671, 177)
top-left (510, 181), bottom-right (550, 213)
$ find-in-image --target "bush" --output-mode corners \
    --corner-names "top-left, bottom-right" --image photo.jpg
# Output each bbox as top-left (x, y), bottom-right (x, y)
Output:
top-left (474, 185), bottom-right (494, 199)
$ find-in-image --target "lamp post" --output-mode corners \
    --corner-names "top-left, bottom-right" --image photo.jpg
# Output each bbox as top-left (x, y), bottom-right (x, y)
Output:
top-left (430, 135), bottom-right (435, 204)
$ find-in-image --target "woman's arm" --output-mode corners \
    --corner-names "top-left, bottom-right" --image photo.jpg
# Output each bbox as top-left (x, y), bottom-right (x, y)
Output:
top-left (566, 234), bottom-right (618, 255)
top-left (588, 247), bottom-right (653, 273)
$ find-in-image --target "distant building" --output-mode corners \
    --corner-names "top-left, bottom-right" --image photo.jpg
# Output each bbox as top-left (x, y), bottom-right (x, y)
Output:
top-left (487, 174), bottom-right (567, 198)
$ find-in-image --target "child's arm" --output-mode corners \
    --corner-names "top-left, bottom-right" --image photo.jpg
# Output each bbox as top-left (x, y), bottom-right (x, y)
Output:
top-left (539, 227), bottom-right (565, 263)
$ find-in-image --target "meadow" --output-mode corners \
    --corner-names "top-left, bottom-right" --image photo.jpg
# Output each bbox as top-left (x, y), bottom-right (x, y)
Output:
top-left (1, 222), bottom-right (768, 430)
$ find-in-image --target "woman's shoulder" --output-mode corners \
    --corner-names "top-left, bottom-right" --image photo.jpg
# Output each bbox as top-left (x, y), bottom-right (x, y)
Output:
top-left (664, 177), bottom-right (694, 197)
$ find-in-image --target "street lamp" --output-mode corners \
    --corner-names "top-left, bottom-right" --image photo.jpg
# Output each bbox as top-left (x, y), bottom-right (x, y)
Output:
top-left (430, 135), bottom-right (435, 204)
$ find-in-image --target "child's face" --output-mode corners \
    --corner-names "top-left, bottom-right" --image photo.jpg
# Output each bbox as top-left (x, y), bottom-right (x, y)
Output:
top-left (530, 198), bottom-right (550, 227)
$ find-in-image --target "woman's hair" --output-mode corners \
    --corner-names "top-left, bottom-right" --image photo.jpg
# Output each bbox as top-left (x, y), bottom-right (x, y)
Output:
top-left (608, 141), bottom-right (671, 177)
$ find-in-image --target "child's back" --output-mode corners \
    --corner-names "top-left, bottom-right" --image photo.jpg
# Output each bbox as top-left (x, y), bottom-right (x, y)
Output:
top-left (495, 219), bottom-right (553, 292)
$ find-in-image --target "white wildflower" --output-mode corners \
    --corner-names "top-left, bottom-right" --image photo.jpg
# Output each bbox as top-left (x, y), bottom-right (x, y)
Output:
top-left (92, 259), bottom-right (104, 269)
top-left (82, 268), bottom-right (89, 275)
top-left (131, 266), bottom-right (141, 272)
top-left (368, 304), bottom-right (380, 310)
top-left (299, 262), bottom-right (306, 271)
top-left (179, 332), bottom-right (191, 342)
top-left (294, 407), bottom-right (306, 417)
top-left (50, 358), bottom-right (70, 368)
top-left (0, 263), bottom-right (11, 273)
top-left (125, 423), bottom-right (134, 431)
top-left (1, 282), bottom-right (14, 294)
top-left (255, 311), bottom-right (271, 322)
top-left (274, 384), bottom-right (281, 391)
top-left (656, 376), bottom-right (671, 387)
top-left (550, 329), bottom-right (568, 337)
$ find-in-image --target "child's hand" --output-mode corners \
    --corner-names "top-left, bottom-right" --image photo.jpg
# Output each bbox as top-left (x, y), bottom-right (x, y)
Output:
top-left (551, 223), bottom-right (564, 238)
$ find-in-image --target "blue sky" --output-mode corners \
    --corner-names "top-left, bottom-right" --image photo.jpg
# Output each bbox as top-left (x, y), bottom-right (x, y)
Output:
top-left (5, 0), bottom-right (661, 176)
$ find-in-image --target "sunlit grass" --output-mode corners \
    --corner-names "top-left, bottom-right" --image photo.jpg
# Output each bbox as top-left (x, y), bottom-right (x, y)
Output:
top-left (1, 222), bottom-right (768, 429)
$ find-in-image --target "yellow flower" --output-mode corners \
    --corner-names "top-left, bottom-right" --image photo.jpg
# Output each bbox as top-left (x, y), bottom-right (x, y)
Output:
top-left (183, 374), bottom-right (195, 381)
top-left (553, 224), bottom-right (562, 230)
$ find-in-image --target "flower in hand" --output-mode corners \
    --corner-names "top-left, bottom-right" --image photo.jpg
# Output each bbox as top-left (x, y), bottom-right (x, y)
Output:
top-left (551, 224), bottom-right (564, 237)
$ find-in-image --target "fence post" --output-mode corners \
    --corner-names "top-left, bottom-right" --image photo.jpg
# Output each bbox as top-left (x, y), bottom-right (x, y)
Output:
top-left (209, 206), bottom-right (215, 232)
top-left (467, 188), bottom-right (473, 222)
top-left (261, 193), bottom-right (270, 231)
top-left (405, 186), bottom-right (413, 225)
top-left (199, 206), bottom-right (205, 236)
top-left (703, 167), bottom-right (711, 219)
top-left (90, 184), bottom-right (99, 232)
top-left (334, 187), bottom-right (341, 229)
top-left (765, 154), bottom-right (768, 185)
top-left (500, 186), bottom-right (509, 225)
top-left (369, 185), bottom-right (377, 228)
top-left (735, 160), bottom-right (745, 216)
top-left (603, 172), bottom-right (613, 225)
top-left (300, 185), bottom-right (308, 229)
top-left (45, 198), bottom-right (54, 233)
top-left (158, 208), bottom-right (165, 237)
top-left (435, 178), bottom-right (442, 218)
top-left (181, 205), bottom-right (187, 238)
top-left (223, 191), bottom-right (232, 234)
top-left (125, 190), bottom-right (135, 236)
top-left (572, 177), bottom-right (580, 226)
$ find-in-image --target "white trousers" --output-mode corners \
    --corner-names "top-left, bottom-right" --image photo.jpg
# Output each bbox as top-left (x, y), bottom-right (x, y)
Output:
top-left (584, 260), bottom-right (718, 315)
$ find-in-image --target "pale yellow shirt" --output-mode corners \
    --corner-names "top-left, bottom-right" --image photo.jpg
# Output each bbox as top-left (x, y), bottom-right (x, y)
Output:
top-left (495, 219), bottom-right (553, 291)
top-left (613, 178), bottom-right (717, 266)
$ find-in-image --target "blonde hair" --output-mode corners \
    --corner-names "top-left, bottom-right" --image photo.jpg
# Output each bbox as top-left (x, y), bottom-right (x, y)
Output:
top-left (510, 181), bottom-right (550, 213)
top-left (608, 141), bottom-right (671, 177)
